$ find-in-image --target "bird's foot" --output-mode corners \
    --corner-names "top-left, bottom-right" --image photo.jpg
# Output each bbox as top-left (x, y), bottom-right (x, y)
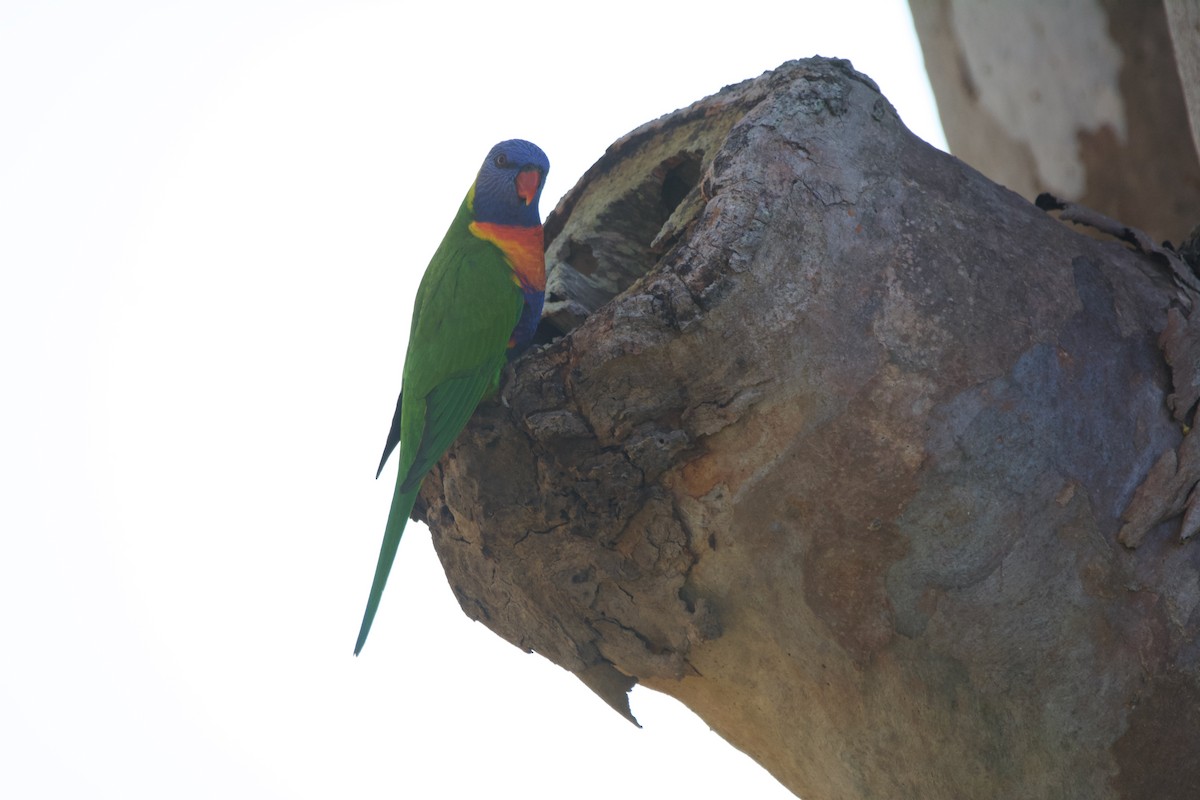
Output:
top-left (498, 361), bottom-right (517, 408)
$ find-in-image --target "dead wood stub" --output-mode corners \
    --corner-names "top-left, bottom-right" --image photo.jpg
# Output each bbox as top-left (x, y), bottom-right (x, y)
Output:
top-left (417, 59), bottom-right (1200, 800)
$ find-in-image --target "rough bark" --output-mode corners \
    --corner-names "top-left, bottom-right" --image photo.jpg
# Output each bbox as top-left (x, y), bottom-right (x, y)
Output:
top-left (908, 0), bottom-right (1200, 244)
top-left (415, 59), bottom-right (1200, 799)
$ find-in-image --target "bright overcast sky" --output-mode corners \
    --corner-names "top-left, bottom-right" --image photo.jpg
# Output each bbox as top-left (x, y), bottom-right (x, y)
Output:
top-left (1, 2), bottom-right (945, 798)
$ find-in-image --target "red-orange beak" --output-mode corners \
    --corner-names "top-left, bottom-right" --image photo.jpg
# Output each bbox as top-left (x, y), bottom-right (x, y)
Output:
top-left (516, 167), bottom-right (542, 206)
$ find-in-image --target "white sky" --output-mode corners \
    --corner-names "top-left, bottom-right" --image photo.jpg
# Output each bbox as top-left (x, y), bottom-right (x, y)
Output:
top-left (0, 2), bottom-right (945, 798)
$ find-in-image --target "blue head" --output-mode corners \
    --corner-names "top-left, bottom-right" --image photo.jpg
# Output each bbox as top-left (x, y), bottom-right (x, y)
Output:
top-left (471, 139), bottom-right (549, 227)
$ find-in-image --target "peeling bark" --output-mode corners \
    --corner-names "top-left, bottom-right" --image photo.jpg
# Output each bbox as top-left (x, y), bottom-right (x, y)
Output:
top-left (415, 59), bottom-right (1200, 799)
top-left (909, 0), bottom-right (1200, 244)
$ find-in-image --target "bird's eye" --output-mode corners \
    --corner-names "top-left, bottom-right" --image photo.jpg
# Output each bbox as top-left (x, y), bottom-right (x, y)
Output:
top-left (494, 153), bottom-right (509, 167)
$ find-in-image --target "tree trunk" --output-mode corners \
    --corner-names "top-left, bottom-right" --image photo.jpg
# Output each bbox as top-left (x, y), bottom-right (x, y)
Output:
top-left (1166, 0), bottom-right (1200, 161)
top-left (415, 59), bottom-right (1200, 800)
top-left (908, 0), bottom-right (1200, 245)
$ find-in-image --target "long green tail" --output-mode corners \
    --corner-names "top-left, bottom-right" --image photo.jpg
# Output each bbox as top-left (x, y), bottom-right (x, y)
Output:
top-left (354, 477), bottom-right (421, 655)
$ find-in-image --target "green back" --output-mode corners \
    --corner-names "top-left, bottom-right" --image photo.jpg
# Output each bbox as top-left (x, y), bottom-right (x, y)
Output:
top-left (396, 196), bottom-right (524, 491)
top-left (354, 191), bottom-right (524, 655)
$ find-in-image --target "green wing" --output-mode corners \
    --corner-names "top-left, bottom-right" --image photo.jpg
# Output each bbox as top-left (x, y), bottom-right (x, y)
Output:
top-left (355, 196), bottom-right (523, 654)
top-left (398, 371), bottom-right (498, 493)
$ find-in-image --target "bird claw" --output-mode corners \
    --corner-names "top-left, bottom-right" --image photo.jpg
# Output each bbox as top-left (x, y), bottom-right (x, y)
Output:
top-left (498, 361), bottom-right (517, 408)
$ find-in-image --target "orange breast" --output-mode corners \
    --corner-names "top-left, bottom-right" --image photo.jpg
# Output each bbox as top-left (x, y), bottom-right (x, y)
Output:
top-left (468, 221), bottom-right (546, 292)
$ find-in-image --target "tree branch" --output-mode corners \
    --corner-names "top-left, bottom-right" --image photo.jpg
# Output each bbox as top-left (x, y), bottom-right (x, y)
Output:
top-left (415, 59), bottom-right (1200, 800)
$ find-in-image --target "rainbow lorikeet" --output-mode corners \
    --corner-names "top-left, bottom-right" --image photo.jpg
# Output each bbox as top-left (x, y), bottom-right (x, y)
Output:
top-left (354, 139), bottom-right (549, 655)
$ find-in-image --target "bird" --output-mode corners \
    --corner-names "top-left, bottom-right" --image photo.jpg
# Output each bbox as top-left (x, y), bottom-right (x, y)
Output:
top-left (354, 139), bottom-right (549, 655)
